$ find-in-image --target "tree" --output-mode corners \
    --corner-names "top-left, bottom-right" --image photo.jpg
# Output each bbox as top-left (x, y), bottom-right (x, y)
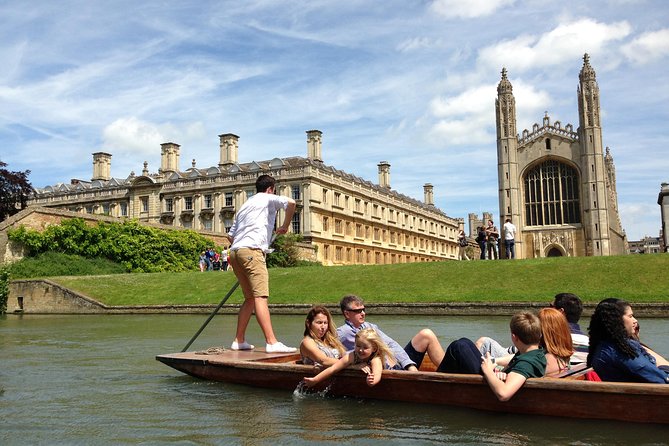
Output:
top-left (266, 233), bottom-right (303, 268)
top-left (0, 160), bottom-right (33, 222)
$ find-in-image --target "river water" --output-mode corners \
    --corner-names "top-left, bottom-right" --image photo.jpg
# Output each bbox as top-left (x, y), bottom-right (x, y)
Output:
top-left (1, 313), bottom-right (668, 445)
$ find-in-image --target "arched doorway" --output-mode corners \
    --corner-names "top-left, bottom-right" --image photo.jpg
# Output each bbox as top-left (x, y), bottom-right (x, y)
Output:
top-left (546, 247), bottom-right (563, 257)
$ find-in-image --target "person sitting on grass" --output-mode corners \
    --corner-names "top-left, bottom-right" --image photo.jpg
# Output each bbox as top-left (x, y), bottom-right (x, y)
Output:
top-left (439, 312), bottom-right (546, 402)
top-left (303, 328), bottom-right (398, 388)
top-left (300, 306), bottom-right (346, 368)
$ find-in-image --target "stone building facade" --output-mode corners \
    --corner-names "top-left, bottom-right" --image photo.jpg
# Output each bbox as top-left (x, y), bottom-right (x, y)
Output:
top-left (628, 236), bottom-right (662, 254)
top-left (658, 182), bottom-right (669, 252)
top-left (495, 54), bottom-right (627, 258)
top-left (29, 130), bottom-right (462, 265)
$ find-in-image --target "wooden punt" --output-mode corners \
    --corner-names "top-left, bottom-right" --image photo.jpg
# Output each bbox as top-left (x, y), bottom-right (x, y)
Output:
top-left (156, 349), bottom-right (669, 424)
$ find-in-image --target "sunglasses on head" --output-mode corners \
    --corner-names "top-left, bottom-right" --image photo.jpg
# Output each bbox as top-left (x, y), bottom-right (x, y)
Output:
top-left (346, 307), bottom-right (365, 314)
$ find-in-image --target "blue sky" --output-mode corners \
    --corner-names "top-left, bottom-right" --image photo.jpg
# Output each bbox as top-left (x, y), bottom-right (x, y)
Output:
top-left (2, 0), bottom-right (668, 240)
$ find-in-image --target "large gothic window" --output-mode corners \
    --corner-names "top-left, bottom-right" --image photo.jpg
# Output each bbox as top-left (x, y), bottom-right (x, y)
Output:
top-left (524, 160), bottom-right (581, 226)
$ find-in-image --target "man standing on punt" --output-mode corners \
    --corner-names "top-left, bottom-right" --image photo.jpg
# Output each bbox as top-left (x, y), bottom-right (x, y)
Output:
top-left (227, 174), bottom-right (297, 353)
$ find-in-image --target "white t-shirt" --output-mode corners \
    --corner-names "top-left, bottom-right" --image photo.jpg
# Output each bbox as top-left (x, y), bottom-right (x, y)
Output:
top-left (503, 221), bottom-right (517, 240)
top-left (228, 192), bottom-right (290, 252)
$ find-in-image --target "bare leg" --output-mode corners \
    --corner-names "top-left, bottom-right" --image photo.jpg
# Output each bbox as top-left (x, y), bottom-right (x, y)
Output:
top-left (411, 329), bottom-right (445, 366)
top-left (233, 298), bottom-right (255, 344)
top-left (253, 296), bottom-right (278, 345)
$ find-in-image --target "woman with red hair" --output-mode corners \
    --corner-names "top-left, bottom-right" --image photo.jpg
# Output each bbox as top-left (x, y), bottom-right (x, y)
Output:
top-left (538, 308), bottom-right (574, 377)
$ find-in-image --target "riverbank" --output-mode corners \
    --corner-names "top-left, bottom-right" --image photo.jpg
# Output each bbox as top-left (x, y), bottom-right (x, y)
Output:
top-left (16, 255), bottom-right (669, 305)
top-left (8, 278), bottom-right (669, 316)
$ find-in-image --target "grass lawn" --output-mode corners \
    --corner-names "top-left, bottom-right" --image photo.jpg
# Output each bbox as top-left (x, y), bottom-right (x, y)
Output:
top-left (50, 254), bottom-right (669, 306)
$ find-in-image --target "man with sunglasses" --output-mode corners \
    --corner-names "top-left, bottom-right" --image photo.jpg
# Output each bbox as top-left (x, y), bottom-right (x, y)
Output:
top-left (337, 294), bottom-right (447, 371)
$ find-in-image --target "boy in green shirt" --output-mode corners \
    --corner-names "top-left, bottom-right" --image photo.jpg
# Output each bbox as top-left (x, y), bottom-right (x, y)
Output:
top-left (481, 312), bottom-right (546, 401)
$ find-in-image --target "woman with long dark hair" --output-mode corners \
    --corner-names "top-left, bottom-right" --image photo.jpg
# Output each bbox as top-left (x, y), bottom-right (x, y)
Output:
top-left (588, 298), bottom-right (668, 383)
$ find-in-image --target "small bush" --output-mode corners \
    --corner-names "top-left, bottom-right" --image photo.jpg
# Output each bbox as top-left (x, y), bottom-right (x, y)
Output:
top-left (267, 233), bottom-right (303, 268)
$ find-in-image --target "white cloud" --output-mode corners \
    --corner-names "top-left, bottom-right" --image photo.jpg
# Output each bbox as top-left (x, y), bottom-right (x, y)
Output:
top-left (430, 84), bottom-right (496, 118)
top-left (430, 0), bottom-right (516, 19)
top-left (396, 37), bottom-right (445, 53)
top-left (429, 118), bottom-right (493, 145)
top-left (621, 29), bottom-right (669, 64)
top-left (102, 117), bottom-right (166, 156)
top-left (478, 19), bottom-right (631, 72)
top-left (426, 80), bottom-right (551, 145)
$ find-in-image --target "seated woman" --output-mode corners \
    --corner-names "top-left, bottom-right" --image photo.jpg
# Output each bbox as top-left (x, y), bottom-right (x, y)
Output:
top-left (300, 306), bottom-right (345, 367)
top-left (538, 308), bottom-right (573, 377)
top-left (588, 298), bottom-right (669, 384)
top-left (634, 322), bottom-right (669, 372)
top-left (303, 328), bottom-right (398, 388)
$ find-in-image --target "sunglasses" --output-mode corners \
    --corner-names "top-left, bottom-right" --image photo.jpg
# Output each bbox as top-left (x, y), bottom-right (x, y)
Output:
top-left (346, 307), bottom-right (366, 314)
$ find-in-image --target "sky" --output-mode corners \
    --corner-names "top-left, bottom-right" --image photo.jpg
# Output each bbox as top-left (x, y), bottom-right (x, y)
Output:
top-left (2, 0), bottom-right (668, 241)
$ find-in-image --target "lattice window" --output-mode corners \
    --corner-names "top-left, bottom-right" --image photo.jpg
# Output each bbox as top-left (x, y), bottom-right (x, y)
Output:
top-left (524, 160), bottom-right (581, 226)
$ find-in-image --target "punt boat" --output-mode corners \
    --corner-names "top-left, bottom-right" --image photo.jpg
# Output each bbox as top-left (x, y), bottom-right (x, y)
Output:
top-left (156, 348), bottom-right (669, 424)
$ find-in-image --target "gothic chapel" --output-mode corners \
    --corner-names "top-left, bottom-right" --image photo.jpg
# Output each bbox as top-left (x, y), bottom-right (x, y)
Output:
top-left (495, 54), bottom-right (627, 258)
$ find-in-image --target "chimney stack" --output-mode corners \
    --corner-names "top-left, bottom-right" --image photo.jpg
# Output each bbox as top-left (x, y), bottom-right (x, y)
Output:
top-left (378, 161), bottom-right (391, 188)
top-left (423, 183), bottom-right (434, 206)
top-left (219, 133), bottom-right (239, 167)
top-left (92, 152), bottom-right (112, 181)
top-left (160, 142), bottom-right (181, 173)
top-left (306, 130), bottom-right (323, 162)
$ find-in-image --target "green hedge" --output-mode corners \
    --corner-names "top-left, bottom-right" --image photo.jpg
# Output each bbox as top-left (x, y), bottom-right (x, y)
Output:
top-left (8, 218), bottom-right (216, 273)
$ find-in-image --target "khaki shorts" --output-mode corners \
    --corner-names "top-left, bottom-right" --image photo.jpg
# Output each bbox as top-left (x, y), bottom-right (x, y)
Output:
top-left (229, 248), bottom-right (269, 298)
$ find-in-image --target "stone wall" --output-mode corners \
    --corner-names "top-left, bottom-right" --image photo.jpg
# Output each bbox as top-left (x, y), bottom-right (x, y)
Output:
top-left (9, 279), bottom-right (109, 314)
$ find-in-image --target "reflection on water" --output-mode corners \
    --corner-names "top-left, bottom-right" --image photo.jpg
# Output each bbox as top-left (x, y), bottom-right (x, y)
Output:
top-left (1, 314), bottom-right (668, 445)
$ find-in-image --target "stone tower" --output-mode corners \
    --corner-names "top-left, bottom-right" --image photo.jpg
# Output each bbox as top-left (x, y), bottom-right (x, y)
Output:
top-left (494, 54), bottom-right (626, 258)
top-left (577, 54), bottom-right (611, 255)
top-left (495, 67), bottom-right (522, 255)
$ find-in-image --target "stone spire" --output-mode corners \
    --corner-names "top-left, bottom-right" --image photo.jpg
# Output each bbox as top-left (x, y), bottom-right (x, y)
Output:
top-left (579, 53), bottom-right (597, 83)
top-left (496, 68), bottom-right (516, 138)
top-left (497, 68), bottom-right (513, 94)
top-left (578, 53), bottom-right (601, 129)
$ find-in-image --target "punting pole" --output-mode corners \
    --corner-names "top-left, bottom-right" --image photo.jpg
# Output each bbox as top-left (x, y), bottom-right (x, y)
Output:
top-left (181, 280), bottom-right (240, 352)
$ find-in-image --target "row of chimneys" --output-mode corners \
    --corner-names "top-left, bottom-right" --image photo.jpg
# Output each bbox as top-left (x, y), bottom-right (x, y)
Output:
top-left (91, 130), bottom-right (435, 206)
